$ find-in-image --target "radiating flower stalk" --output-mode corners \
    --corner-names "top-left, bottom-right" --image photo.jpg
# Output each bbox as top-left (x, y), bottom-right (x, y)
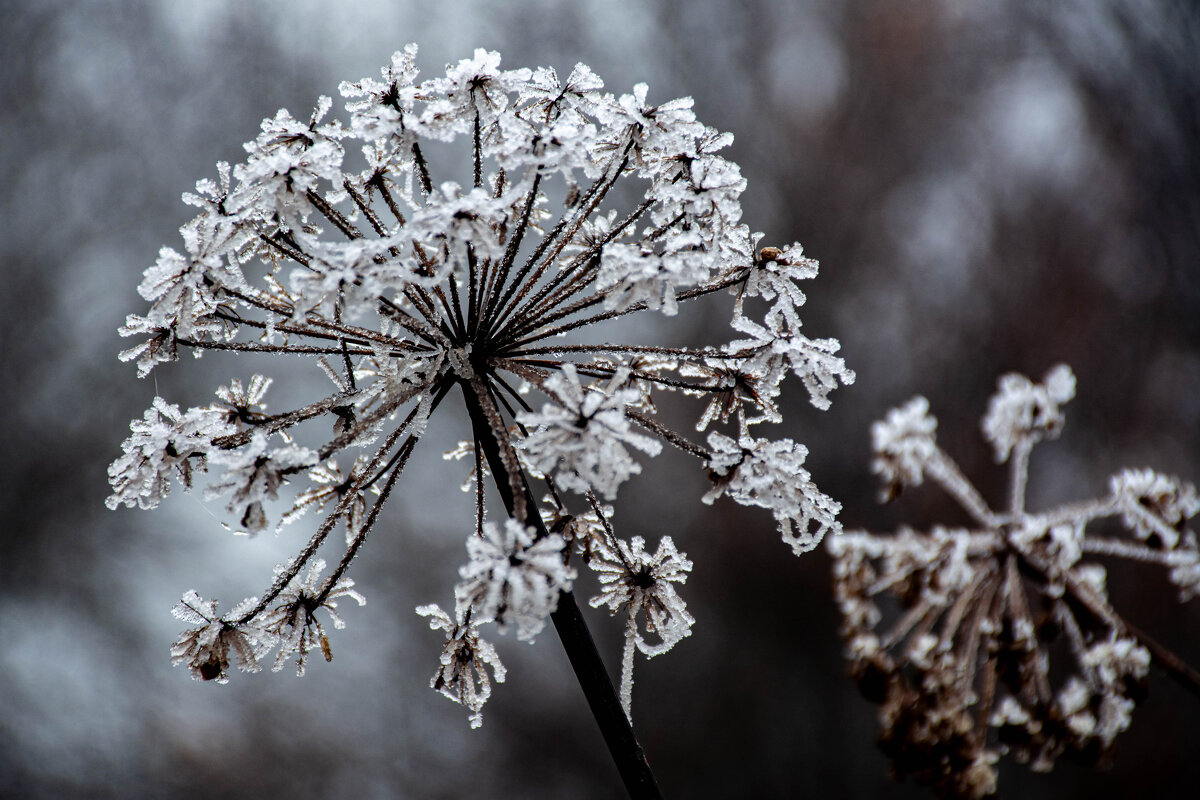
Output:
top-left (108, 46), bottom-right (853, 796)
top-left (829, 365), bottom-right (1200, 799)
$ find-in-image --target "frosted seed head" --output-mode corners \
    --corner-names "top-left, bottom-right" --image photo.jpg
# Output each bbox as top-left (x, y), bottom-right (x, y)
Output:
top-left (870, 396), bottom-right (937, 499)
top-left (981, 364), bottom-right (1075, 463)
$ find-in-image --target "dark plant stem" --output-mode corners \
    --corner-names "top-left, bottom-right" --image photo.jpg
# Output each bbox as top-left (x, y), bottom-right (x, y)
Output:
top-left (1121, 617), bottom-right (1200, 701)
top-left (459, 378), bottom-right (663, 800)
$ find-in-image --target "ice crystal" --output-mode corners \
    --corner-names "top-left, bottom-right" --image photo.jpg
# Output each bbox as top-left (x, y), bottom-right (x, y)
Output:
top-left (170, 591), bottom-right (273, 683)
top-left (277, 456), bottom-right (372, 541)
top-left (703, 432), bottom-right (840, 554)
top-left (519, 365), bottom-right (662, 500)
top-left (107, 397), bottom-right (234, 510)
top-left (260, 559), bottom-right (365, 676)
top-left (830, 365), bottom-right (1199, 797)
top-left (417, 602), bottom-right (507, 729)
top-left (112, 46), bottom-right (849, 743)
top-left (205, 432), bottom-right (318, 534)
top-left (455, 518), bottom-right (575, 641)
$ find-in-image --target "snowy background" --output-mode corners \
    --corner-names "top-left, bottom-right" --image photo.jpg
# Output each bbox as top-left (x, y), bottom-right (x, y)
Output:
top-left (2, 0), bottom-right (1198, 797)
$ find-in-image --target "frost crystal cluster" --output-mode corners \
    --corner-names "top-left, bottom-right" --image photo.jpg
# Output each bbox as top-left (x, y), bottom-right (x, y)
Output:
top-left (108, 44), bottom-right (851, 753)
top-left (830, 365), bottom-right (1200, 798)
top-left (570, 496), bottom-right (695, 719)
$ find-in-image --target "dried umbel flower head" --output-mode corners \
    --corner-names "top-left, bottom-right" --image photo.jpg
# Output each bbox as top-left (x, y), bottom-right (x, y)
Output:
top-left (109, 45), bottom-right (852, 789)
top-left (416, 602), bottom-right (507, 730)
top-left (830, 365), bottom-right (1200, 798)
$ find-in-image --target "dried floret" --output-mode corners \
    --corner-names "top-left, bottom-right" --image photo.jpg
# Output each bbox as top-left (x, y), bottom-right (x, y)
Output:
top-left (107, 398), bottom-right (233, 510)
top-left (519, 365), bottom-right (662, 500)
top-left (205, 433), bottom-right (318, 533)
top-left (417, 602), bottom-right (507, 729)
top-left (260, 559), bottom-right (366, 676)
top-left (703, 432), bottom-right (841, 553)
top-left (170, 591), bottom-right (274, 683)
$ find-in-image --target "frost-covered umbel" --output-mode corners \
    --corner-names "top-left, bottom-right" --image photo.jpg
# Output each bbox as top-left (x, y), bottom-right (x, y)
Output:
top-left (570, 495), bottom-right (695, 720)
top-left (829, 366), bottom-right (1200, 799)
top-left (108, 46), bottom-right (852, 744)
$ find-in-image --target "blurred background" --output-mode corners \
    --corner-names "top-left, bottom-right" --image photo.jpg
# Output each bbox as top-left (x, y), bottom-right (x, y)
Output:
top-left (2, 0), bottom-right (1198, 797)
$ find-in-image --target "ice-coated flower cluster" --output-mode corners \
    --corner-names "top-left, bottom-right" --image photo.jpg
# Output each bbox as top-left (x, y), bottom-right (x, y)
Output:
top-left (416, 602), bottom-right (507, 729)
top-left (168, 558), bottom-right (363, 682)
top-left (703, 432), bottom-right (840, 554)
top-left (519, 365), bottom-right (661, 499)
top-left (170, 592), bottom-right (268, 683)
top-left (829, 365), bottom-right (1199, 798)
top-left (571, 497), bottom-right (695, 719)
top-left (109, 46), bottom-right (851, 735)
top-left (455, 518), bottom-right (575, 641)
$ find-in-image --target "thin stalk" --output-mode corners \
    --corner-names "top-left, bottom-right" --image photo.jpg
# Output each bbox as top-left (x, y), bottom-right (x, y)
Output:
top-left (573, 363), bottom-right (733, 395)
top-left (1121, 617), bottom-right (1200, 701)
top-left (307, 189), bottom-right (364, 240)
top-left (487, 146), bottom-right (632, 336)
top-left (626, 408), bottom-right (710, 461)
top-left (232, 404), bottom-right (419, 625)
top-left (1009, 439), bottom-right (1032, 516)
top-left (466, 244), bottom-right (482, 339)
top-left (509, 342), bottom-right (738, 360)
top-left (344, 179), bottom-right (391, 238)
top-left (319, 433), bottom-right (417, 599)
top-left (487, 372), bottom-right (535, 418)
top-left (504, 197), bottom-right (654, 330)
top-left (499, 270), bottom-right (746, 351)
top-left (214, 309), bottom-right (420, 353)
top-left (373, 177), bottom-right (407, 226)
top-left (472, 107), bottom-right (483, 189)
top-left (212, 391), bottom-right (357, 450)
top-left (928, 448), bottom-right (1000, 528)
top-left (178, 339), bottom-right (371, 357)
top-left (259, 232), bottom-right (312, 268)
top-left (480, 172), bottom-right (543, 324)
top-left (412, 142), bottom-right (433, 195)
